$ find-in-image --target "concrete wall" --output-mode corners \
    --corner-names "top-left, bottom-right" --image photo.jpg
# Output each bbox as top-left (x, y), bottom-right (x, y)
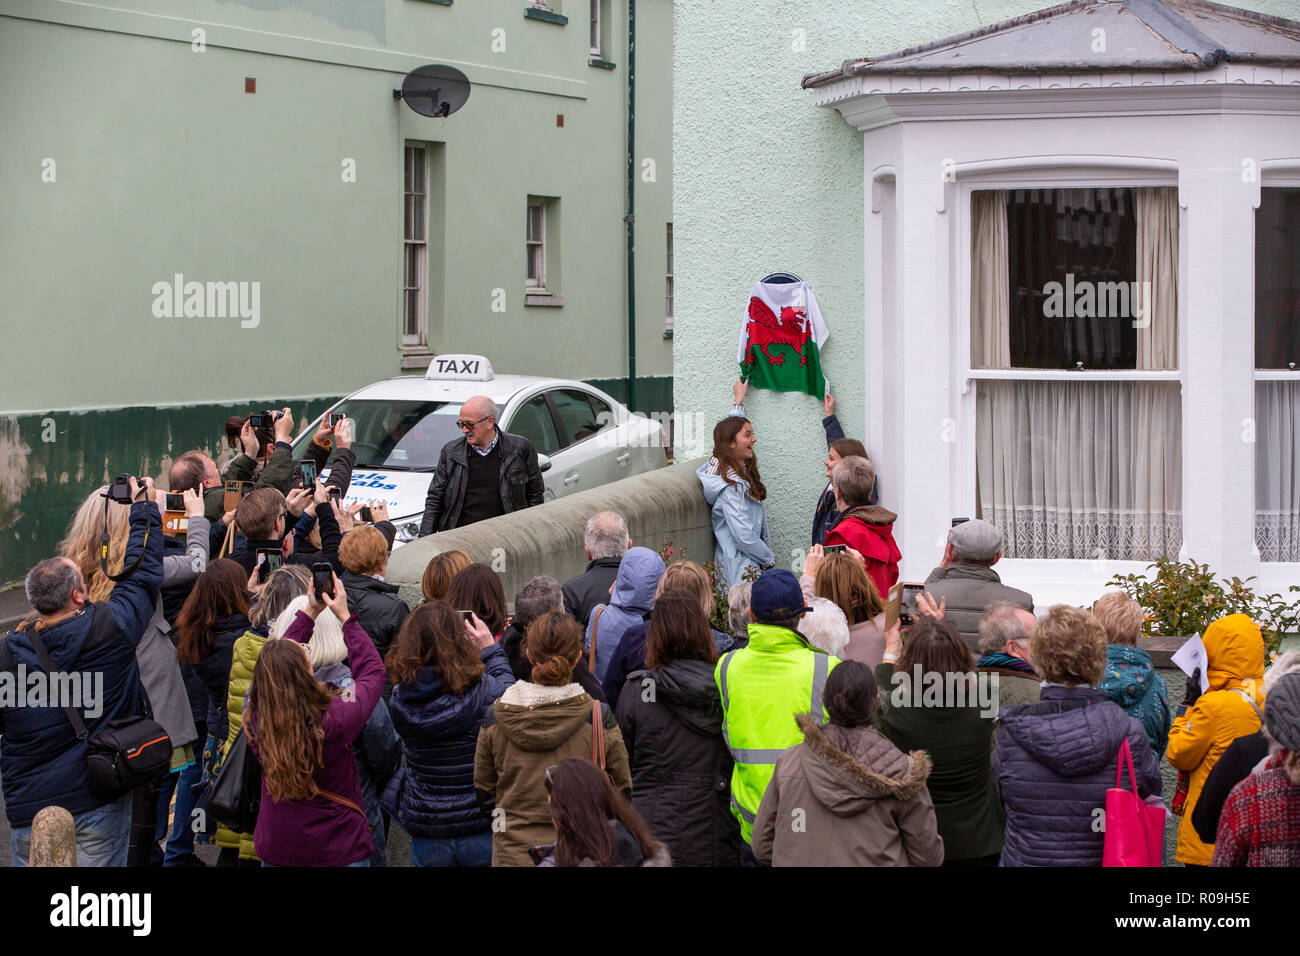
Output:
top-left (386, 455), bottom-right (712, 607)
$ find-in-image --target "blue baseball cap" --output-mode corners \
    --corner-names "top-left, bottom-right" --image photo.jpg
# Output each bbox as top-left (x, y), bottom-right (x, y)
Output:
top-left (750, 568), bottom-right (814, 622)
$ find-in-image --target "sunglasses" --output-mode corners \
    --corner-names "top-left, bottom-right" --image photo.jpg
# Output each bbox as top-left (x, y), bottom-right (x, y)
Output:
top-left (544, 764), bottom-right (558, 793)
top-left (456, 415), bottom-right (491, 431)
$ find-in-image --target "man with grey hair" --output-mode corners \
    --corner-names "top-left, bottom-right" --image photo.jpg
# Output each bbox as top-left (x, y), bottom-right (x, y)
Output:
top-left (562, 511), bottom-right (631, 626)
top-left (975, 602), bottom-right (1040, 709)
top-left (500, 574), bottom-right (606, 701)
top-left (417, 394), bottom-right (544, 536)
top-left (923, 518), bottom-right (1033, 653)
top-left (0, 479), bottom-right (163, 867)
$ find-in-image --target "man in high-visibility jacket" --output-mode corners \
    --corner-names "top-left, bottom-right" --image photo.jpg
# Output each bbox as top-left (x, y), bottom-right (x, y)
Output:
top-left (716, 568), bottom-right (840, 862)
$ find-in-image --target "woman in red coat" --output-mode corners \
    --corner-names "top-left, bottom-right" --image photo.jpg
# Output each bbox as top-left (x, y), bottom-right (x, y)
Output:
top-left (823, 456), bottom-right (901, 602)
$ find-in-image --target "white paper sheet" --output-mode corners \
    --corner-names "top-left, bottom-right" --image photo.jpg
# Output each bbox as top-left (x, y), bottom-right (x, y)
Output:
top-left (1170, 633), bottom-right (1210, 693)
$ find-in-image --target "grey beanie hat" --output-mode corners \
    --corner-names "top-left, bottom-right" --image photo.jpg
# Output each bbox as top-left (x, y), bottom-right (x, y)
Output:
top-left (1264, 672), bottom-right (1300, 752)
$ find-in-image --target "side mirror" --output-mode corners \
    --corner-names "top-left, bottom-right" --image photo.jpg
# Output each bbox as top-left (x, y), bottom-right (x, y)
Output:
top-left (538, 453), bottom-right (552, 473)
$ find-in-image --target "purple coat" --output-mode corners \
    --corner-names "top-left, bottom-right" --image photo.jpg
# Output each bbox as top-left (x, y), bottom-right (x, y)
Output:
top-left (248, 611), bottom-right (385, 866)
top-left (993, 685), bottom-right (1161, 867)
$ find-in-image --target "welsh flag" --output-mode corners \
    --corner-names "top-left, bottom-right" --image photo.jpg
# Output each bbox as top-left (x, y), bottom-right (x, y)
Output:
top-left (737, 280), bottom-right (829, 398)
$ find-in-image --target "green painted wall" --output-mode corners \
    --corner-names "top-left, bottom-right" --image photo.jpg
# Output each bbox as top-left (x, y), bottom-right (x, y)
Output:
top-left (0, 0), bottom-right (672, 404)
top-left (0, 0), bottom-right (673, 580)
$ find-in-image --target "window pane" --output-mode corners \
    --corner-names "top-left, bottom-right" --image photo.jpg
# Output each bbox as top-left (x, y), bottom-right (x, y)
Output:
top-left (552, 389), bottom-right (606, 446)
top-left (1256, 188), bottom-right (1300, 369)
top-left (976, 380), bottom-right (1181, 560)
top-left (292, 400), bottom-right (459, 470)
top-left (404, 290), bottom-right (418, 336)
top-left (508, 395), bottom-right (560, 457)
top-left (1006, 188), bottom-right (1138, 369)
top-left (1256, 381), bottom-right (1300, 561)
top-left (527, 204), bottom-right (542, 242)
top-left (411, 194), bottom-right (425, 242)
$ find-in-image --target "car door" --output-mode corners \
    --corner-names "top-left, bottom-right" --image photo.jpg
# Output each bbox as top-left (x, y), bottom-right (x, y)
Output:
top-left (503, 392), bottom-right (563, 501)
top-left (548, 387), bottom-right (620, 490)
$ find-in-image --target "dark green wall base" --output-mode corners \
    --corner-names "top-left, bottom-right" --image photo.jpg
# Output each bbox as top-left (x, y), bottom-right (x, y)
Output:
top-left (586, 376), bottom-right (673, 416)
top-left (0, 397), bottom-right (338, 585)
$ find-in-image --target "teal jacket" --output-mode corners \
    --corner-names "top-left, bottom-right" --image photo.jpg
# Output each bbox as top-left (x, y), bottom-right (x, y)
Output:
top-left (1098, 643), bottom-right (1171, 761)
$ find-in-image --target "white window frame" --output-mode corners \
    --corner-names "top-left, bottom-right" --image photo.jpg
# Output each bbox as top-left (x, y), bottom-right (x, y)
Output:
top-left (589, 0), bottom-right (601, 56)
top-left (955, 172), bottom-right (1185, 563)
top-left (526, 198), bottom-right (547, 292)
top-left (403, 143), bottom-right (429, 349)
top-left (665, 222), bottom-right (674, 330)
top-left (1254, 174), bottom-right (1300, 563)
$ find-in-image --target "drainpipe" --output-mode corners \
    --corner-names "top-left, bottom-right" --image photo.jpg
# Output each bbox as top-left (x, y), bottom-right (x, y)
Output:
top-left (625, 0), bottom-right (637, 412)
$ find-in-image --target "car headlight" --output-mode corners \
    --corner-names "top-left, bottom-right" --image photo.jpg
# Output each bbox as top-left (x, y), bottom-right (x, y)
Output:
top-left (395, 521), bottom-right (421, 543)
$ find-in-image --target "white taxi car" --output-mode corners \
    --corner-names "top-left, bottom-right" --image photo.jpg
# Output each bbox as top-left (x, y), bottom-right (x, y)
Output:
top-left (290, 354), bottom-right (667, 544)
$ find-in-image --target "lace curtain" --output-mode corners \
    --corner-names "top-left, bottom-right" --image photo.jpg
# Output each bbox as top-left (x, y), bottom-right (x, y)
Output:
top-left (1256, 381), bottom-right (1300, 562)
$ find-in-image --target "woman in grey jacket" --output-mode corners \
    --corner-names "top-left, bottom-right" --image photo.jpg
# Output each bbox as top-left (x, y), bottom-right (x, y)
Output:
top-left (60, 483), bottom-right (209, 865)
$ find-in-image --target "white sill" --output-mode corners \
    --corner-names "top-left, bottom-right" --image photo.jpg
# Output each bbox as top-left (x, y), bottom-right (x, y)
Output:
top-left (525, 293), bottom-right (565, 307)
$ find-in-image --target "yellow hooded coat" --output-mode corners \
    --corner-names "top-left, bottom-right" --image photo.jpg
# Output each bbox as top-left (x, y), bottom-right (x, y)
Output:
top-left (1165, 615), bottom-right (1265, 866)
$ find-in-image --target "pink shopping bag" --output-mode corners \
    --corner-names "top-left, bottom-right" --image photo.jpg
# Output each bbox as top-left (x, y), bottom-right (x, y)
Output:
top-left (1103, 737), bottom-right (1166, 867)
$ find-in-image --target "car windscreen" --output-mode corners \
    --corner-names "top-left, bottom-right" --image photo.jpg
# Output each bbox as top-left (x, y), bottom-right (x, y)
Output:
top-left (293, 400), bottom-right (461, 470)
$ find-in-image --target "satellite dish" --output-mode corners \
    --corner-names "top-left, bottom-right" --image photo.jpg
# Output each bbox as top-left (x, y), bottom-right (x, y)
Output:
top-left (395, 65), bottom-right (471, 118)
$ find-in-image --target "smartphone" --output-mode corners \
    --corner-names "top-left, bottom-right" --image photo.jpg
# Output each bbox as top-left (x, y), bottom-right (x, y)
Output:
top-left (951, 517), bottom-right (970, 527)
top-left (823, 544), bottom-right (847, 556)
top-left (300, 460), bottom-right (317, 488)
top-left (329, 487), bottom-right (342, 499)
top-left (255, 548), bottom-right (283, 583)
top-left (460, 610), bottom-right (475, 622)
top-left (884, 583), bottom-right (905, 630)
top-left (164, 492), bottom-right (185, 512)
top-left (223, 479), bottom-right (252, 513)
top-left (328, 412), bottom-right (346, 428)
top-left (359, 505), bottom-right (373, 523)
top-left (312, 562), bottom-right (335, 602)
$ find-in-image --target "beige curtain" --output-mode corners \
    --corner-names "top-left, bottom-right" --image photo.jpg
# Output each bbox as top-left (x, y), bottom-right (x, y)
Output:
top-left (970, 190), bottom-right (1009, 368)
top-left (1136, 187), bottom-right (1178, 370)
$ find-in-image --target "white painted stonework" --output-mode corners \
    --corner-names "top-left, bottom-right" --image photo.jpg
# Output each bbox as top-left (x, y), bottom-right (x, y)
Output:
top-left (819, 72), bottom-right (1300, 607)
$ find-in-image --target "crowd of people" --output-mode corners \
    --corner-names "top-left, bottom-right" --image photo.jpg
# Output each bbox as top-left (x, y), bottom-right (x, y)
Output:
top-left (0, 388), bottom-right (1297, 868)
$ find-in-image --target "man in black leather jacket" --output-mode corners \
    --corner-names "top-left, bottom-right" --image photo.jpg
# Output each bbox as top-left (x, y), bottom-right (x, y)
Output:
top-left (418, 396), bottom-right (545, 536)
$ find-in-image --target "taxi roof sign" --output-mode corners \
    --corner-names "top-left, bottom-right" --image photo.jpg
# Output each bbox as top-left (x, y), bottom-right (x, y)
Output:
top-left (425, 354), bottom-right (495, 382)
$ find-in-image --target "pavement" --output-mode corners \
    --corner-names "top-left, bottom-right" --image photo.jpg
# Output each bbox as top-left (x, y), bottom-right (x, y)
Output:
top-left (0, 587), bottom-right (31, 633)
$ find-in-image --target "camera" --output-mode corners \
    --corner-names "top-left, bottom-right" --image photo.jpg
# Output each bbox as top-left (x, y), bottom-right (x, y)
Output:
top-left (328, 412), bottom-right (346, 428)
top-left (248, 409), bottom-right (283, 430)
top-left (312, 562), bottom-right (335, 603)
top-left (164, 493), bottom-right (185, 513)
top-left (105, 474), bottom-right (137, 504)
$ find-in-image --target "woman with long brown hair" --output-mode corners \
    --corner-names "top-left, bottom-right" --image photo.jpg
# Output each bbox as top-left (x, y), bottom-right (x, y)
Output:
top-left (384, 601), bottom-right (516, 866)
top-left (214, 563), bottom-right (311, 866)
top-left (474, 611), bottom-right (631, 866)
top-left (696, 387), bottom-right (772, 588)
top-left (614, 590), bottom-right (738, 866)
top-left (535, 759), bottom-right (670, 866)
top-left (244, 571), bottom-right (386, 866)
top-left (421, 550), bottom-right (472, 603)
top-left (446, 563), bottom-right (507, 637)
top-left (800, 546), bottom-right (888, 666)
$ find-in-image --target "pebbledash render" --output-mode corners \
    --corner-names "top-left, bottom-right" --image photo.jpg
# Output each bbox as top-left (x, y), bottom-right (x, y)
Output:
top-left (673, 0), bottom-right (1300, 608)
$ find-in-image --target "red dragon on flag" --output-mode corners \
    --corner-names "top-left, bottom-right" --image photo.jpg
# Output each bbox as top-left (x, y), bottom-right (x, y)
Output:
top-left (743, 296), bottom-right (809, 368)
